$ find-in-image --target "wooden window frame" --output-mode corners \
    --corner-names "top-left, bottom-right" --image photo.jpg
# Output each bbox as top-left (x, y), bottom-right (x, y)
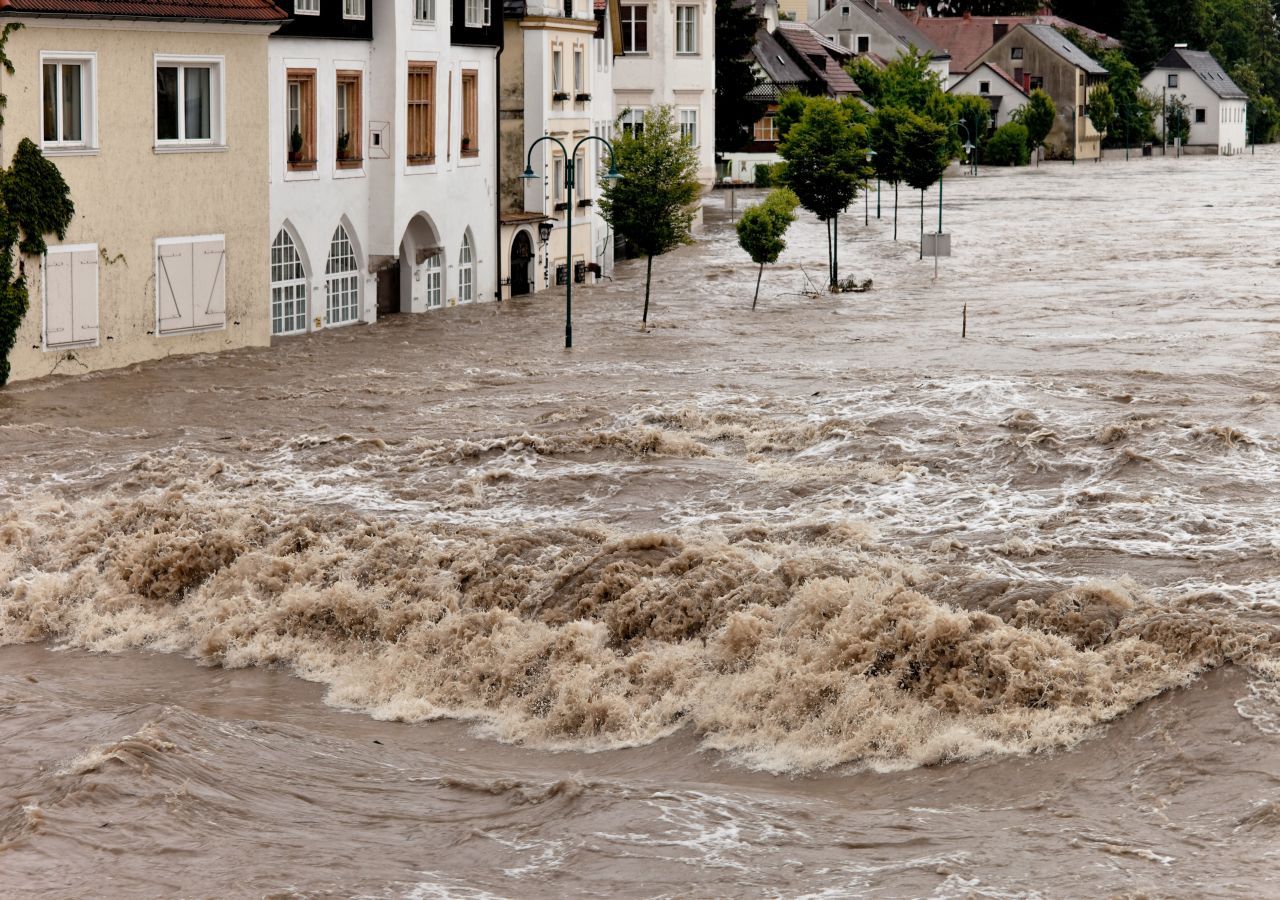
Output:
top-left (407, 62), bottom-right (436, 166)
top-left (286, 68), bottom-right (317, 171)
top-left (336, 70), bottom-right (363, 169)
top-left (461, 69), bottom-right (479, 157)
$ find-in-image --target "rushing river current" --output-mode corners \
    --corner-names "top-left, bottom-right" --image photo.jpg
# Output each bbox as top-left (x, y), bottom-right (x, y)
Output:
top-left (4, 153), bottom-right (1280, 898)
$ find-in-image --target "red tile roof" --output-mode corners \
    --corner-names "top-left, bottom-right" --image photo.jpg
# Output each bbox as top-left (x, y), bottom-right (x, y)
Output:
top-left (912, 13), bottom-right (1118, 74)
top-left (0, 0), bottom-right (287, 21)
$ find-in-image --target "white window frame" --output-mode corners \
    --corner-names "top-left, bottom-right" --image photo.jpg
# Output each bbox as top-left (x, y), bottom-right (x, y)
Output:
top-left (465, 0), bottom-right (491, 27)
top-left (295, 0), bottom-right (320, 14)
top-left (39, 52), bottom-right (97, 153)
top-left (424, 251), bottom-right (443, 308)
top-left (154, 55), bottom-right (225, 150)
top-left (343, 0), bottom-right (366, 20)
top-left (414, 0), bottom-right (436, 24)
top-left (42, 242), bottom-right (99, 350)
top-left (458, 233), bottom-right (475, 304)
top-left (618, 107), bottom-right (645, 136)
top-left (154, 234), bottom-right (227, 336)
top-left (325, 225), bottom-right (361, 326)
top-left (621, 4), bottom-right (647, 54)
top-left (679, 107), bottom-right (698, 145)
top-left (270, 229), bottom-right (308, 336)
top-left (675, 5), bottom-right (698, 55)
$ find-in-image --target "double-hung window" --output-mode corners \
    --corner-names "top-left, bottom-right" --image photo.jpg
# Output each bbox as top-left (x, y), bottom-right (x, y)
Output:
top-left (679, 108), bottom-right (698, 145)
top-left (675, 6), bottom-right (697, 55)
top-left (415, 0), bottom-right (435, 23)
top-left (465, 0), bottom-right (491, 27)
top-left (343, 0), bottom-right (366, 19)
top-left (461, 70), bottom-right (479, 156)
top-left (41, 54), bottom-right (95, 150)
top-left (156, 57), bottom-right (222, 146)
top-left (574, 48), bottom-right (585, 95)
top-left (621, 5), bottom-right (647, 53)
top-left (335, 71), bottom-right (363, 167)
top-left (619, 107), bottom-right (644, 136)
top-left (407, 63), bottom-right (436, 164)
top-left (295, 0), bottom-right (319, 12)
top-left (286, 68), bottom-right (317, 170)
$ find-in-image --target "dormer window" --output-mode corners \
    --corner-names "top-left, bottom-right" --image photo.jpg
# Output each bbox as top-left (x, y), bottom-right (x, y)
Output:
top-left (343, 0), bottom-right (365, 19)
top-left (464, 0), bottom-right (491, 27)
top-left (295, 0), bottom-right (319, 13)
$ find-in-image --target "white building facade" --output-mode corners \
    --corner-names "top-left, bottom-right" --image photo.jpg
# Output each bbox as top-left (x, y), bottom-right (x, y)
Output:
top-left (949, 62), bottom-right (1028, 128)
top-left (612, 0), bottom-right (716, 186)
top-left (1144, 47), bottom-right (1249, 156)
top-left (268, 0), bottom-right (502, 340)
top-left (808, 0), bottom-right (950, 84)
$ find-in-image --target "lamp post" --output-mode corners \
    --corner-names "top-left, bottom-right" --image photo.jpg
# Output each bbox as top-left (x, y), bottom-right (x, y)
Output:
top-left (865, 149), bottom-right (876, 227)
top-left (940, 121), bottom-right (974, 234)
top-left (521, 134), bottom-right (621, 349)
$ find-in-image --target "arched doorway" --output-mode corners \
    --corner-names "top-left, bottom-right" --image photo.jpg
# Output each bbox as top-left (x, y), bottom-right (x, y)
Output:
top-left (510, 230), bottom-right (533, 296)
top-left (398, 214), bottom-right (443, 313)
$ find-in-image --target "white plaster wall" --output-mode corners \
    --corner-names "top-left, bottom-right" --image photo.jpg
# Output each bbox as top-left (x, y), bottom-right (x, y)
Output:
top-left (268, 36), bottom-right (375, 331)
top-left (1144, 67), bottom-right (1248, 154)
top-left (950, 66), bottom-right (1028, 128)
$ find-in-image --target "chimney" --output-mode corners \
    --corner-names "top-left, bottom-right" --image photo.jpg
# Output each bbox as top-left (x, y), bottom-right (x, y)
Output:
top-left (963, 10), bottom-right (970, 21)
top-left (993, 21), bottom-right (1008, 42)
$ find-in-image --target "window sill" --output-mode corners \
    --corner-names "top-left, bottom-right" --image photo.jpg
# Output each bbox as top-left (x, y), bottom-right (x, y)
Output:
top-left (675, 52), bottom-right (700, 57)
top-left (407, 155), bottom-right (437, 166)
top-left (333, 166), bottom-right (366, 180)
top-left (154, 143), bottom-right (228, 154)
top-left (412, 20), bottom-right (437, 28)
top-left (623, 51), bottom-right (650, 57)
top-left (336, 158), bottom-right (364, 169)
top-left (40, 145), bottom-right (99, 157)
top-left (461, 149), bottom-right (479, 158)
top-left (288, 160), bottom-right (318, 171)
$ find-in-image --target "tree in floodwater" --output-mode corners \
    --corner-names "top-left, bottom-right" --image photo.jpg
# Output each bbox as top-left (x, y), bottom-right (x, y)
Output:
top-left (898, 114), bottom-right (951, 259)
top-left (868, 106), bottom-right (909, 241)
top-left (599, 105), bottom-right (702, 325)
top-left (1086, 84), bottom-right (1117, 149)
top-left (777, 96), bottom-right (869, 290)
top-left (736, 188), bottom-right (799, 309)
top-left (1013, 88), bottom-right (1056, 162)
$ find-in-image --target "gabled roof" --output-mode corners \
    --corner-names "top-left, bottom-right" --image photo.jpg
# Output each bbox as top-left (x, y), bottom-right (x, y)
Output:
top-left (826, 0), bottom-right (947, 61)
top-left (751, 21), bottom-right (860, 100)
top-left (913, 13), bottom-right (1117, 74)
top-left (0, 0), bottom-right (287, 20)
top-left (1017, 23), bottom-right (1106, 75)
top-left (952, 60), bottom-right (1027, 96)
top-left (1154, 47), bottom-right (1247, 100)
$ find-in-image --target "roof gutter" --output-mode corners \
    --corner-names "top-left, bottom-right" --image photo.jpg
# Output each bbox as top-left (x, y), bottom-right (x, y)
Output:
top-left (0, 10), bottom-right (288, 25)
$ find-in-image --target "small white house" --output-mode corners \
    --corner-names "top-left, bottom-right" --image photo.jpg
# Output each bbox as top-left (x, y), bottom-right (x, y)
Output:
top-left (949, 62), bottom-right (1028, 129)
top-left (1143, 47), bottom-right (1248, 155)
top-left (808, 0), bottom-right (950, 84)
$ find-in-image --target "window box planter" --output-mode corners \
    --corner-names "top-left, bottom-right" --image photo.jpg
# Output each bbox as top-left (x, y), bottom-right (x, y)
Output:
top-left (553, 201), bottom-right (570, 211)
top-left (575, 92), bottom-right (592, 102)
top-left (336, 157), bottom-right (364, 170)
top-left (576, 197), bottom-right (593, 208)
top-left (407, 154), bottom-right (436, 166)
top-left (553, 91), bottom-right (571, 102)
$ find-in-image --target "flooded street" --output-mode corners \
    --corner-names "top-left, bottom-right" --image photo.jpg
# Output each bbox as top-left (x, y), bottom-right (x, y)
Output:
top-left (3, 151), bottom-right (1280, 898)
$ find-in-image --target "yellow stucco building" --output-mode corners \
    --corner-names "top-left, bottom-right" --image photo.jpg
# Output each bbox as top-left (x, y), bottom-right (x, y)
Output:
top-left (0, 0), bottom-right (284, 384)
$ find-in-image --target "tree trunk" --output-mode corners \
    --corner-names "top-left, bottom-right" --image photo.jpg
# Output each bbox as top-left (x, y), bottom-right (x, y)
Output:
top-left (825, 218), bottom-right (834, 289)
top-left (642, 255), bottom-right (654, 324)
top-left (832, 213), bottom-right (839, 289)
top-left (893, 183), bottom-right (899, 241)
top-left (752, 262), bottom-right (763, 309)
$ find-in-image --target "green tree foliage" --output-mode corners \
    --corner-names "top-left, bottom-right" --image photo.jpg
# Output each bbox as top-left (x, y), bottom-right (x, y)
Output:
top-left (868, 106), bottom-right (910, 240)
top-left (1099, 49), bottom-right (1157, 148)
top-left (1230, 61), bottom-right (1280, 142)
top-left (952, 94), bottom-right (993, 159)
top-left (736, 188), bottom-right (799, 308)
top-left (599, 106), bottom-right (701, 325)
top-left (848, 51), bottom-right (945, 114)
top-left (898, 115), bottom-right (951, 256)
top-left (1163, 94), bottom-right (1192, 144)
top-left (1085, 84), bottom-right (1117, 141)
top-left (1012, 88), bottom-right (1056, 156)
top-left (778, 96), bottom-right (869, 288)
top-left (984, 122), bottom-right (1032, 165)
top-left (774, 90), bottom-right (809, 144)
top-left (1121, 0), bottom-right (1165, 73)
top-left (714, 0), bottom-right (764, 154)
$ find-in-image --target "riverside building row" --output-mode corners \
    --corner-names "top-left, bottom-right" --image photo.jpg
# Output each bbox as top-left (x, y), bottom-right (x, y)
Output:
top-left (1, 0), bottom-right (713, 383)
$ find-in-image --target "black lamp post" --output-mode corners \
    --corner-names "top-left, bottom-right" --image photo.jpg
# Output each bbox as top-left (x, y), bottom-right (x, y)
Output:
top-left (521, 134), bottom-right (621, 349)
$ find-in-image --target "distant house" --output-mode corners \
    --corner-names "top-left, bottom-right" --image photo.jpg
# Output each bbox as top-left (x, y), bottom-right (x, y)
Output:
top-left (913, 11), bottom-right (1119, 88)
top-left (972, 23), bottom-right (1106, 161)
top-left (721, 0), bottom-right (862, 183)
top-left (948, 62), bottom-right (1028, 129)
top-left (1142, 47), bottom-right (1248, 156)
top-left (808, 0), bottom-right (949, 84)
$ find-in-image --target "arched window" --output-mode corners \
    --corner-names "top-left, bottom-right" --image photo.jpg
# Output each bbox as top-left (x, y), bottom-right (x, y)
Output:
top-left (270, 229), bottom-right (308, 335)
top-left (325, 224), bottom-right (360, 325)
top-left (424, 251), bottom-right (442, 309)
top-left (458, 231), bottom-right (474, 304)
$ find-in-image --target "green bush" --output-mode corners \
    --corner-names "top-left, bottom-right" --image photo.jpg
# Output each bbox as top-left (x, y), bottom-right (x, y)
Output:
top-left (984, 123), bottom-right (1031, 166)
top-left (753, 162), bottom-right (786, 187)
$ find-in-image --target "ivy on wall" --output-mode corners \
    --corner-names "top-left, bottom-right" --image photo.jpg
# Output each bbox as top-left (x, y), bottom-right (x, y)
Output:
top-left (0, 23), bottom-right (77, 385)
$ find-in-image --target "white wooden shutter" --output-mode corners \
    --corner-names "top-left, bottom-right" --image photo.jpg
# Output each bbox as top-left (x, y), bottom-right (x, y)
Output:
top-left (71, 248), bottom-right (99, 344)
top-left (191, 238), bottom-right (226, 330)
top-left (157, 240), bottom-right (194, 334)
top-left (42, 250), bottom-right (74, 347)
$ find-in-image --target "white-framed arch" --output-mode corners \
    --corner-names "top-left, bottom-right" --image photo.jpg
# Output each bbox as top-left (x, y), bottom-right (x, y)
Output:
top-left (270, 221), bottom-right (310, 336)
top-left (458, 228), bottom-right (475, 304)
top-left (324, 220), bottom-right (361, 326)
top-left (399, 212), bottom-right (445, 314)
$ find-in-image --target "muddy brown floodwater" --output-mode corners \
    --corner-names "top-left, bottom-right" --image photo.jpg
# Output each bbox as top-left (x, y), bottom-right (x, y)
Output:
top-left (3, 152), bottom-right (1280, 899)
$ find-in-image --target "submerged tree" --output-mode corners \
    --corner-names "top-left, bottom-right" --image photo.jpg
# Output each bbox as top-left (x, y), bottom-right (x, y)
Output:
top-left (1013, 88), bottom-right (1056, 162)
top-left (777, 97), bottom-right (869, 290)
top-left (1086, 84), bottom-right (1117, 149)
top-left (868, 106), bottom-right (909, 241)
top-left (898, 115), bottom-right (951, 258)
top-left (599, 106), bottom-right (702, 326)
top-left (736, 188), bottom-right (799, 309)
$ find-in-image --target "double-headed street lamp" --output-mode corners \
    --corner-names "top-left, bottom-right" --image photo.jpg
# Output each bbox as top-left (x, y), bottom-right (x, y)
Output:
top-left (521, 134), bottom-right (622, 349)
top-left (939, 121), bottom-right (976, 234)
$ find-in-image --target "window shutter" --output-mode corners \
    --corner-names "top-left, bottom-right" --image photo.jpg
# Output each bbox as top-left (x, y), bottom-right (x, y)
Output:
top-left (71, 248), bottom-right (99, 344)
top-left (157, 241), bottom-right (195, 334)
top-left (192, 239), bottom-right (226, 329)
top-left (42, 250), bottom-right (74, 346)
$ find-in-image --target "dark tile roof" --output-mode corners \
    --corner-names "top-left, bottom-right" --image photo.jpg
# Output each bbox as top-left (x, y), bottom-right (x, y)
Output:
top-left (914, 13), bottom-right (1118, 74)
top-left (0, 0), bottom-right (286, 20)
top-left (1156, 47), bottom-right (1248, 100)
top-left (849, 0), bottom-right (946, 60)
top-left (777, 22), bottom-right (859, 96)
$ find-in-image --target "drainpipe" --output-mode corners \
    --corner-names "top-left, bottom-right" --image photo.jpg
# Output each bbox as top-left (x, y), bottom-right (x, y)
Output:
top-left (494, 37), bottom-right (504, 301)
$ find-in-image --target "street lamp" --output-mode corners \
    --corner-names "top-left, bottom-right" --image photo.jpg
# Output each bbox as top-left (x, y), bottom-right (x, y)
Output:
top-left (521, 134), bottom-right (622, 349)
top-left (864, 149), bottom-right (876, 226)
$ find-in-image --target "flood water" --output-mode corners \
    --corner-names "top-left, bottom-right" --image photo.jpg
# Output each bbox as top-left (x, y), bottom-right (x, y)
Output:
top-left (3, 152), bottom-right (1280, 898)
